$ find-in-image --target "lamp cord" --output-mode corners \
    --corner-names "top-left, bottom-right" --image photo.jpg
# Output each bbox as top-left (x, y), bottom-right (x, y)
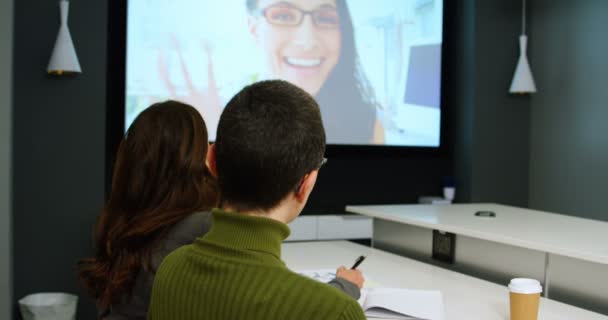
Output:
top-left (522, 0), bottom-right (526, 35)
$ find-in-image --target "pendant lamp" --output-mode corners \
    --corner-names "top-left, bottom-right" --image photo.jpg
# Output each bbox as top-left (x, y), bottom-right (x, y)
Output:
top-left (47, 1), bottom-right (81, 75)
top-left (509, 0), bottom-right (536, 93)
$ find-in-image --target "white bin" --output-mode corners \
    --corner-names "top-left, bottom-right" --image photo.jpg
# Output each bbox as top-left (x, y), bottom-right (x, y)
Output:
top-left (18, 293), bottom-right (78, 320)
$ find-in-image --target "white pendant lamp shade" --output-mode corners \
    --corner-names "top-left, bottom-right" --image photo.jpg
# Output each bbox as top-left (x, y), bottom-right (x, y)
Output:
top-left (47, 1), bottom-right (81, 75)
top-left (510, 0), bottom-right (535, 94)
top-left (509, 35), bottom-right (536, 93)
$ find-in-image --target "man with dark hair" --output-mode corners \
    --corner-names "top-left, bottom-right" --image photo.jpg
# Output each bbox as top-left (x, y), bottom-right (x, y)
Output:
top-left (214, 78), bottom-right (327, 212)
top-left (149, 80), bottom-right (366, 320)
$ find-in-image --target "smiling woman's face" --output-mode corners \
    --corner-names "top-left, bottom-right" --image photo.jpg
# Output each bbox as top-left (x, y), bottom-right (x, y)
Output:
top-left (249, 0), bottom-right (341, 97)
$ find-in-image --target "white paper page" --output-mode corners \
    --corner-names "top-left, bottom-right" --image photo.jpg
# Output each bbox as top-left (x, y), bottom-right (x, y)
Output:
top-left (359, 289), bottom-right (418, 319)
top-left (297, 269), bottom-right (444, 320)
top-left (365, 308), bottom-right (419, 319)
top-left (362, 288), bottom-right (444, 320)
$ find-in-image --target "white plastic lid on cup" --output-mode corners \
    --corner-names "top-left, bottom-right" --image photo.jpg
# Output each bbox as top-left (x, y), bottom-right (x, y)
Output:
top-left (508, 278), bottom-right (543, 294)
top-left (18, 292), bottom-right (78, 320)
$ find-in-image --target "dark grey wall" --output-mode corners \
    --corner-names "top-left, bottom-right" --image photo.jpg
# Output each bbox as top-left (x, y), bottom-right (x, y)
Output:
top-left (450, 0), bottom-right (476, 203)
top-left (528, 0), bottom-right (608, 221)
top-left (12, 0), bottom-right (107, 318)
top-left (453, 0), bottom-right (531, 206)
top-left (2, 0), bottom-right (14, 317)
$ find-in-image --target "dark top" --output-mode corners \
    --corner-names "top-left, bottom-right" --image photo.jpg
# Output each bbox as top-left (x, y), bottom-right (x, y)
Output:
top-left (100, 212), bottom-right (359, 319)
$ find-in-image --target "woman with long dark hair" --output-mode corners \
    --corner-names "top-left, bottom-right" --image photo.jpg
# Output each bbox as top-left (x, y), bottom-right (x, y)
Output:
top-left (158, 0), bottom-right (383, 145)
top-left (246, 0), bottom-right (383, 144)
top-left (78, 101), bottom-right (218, 319)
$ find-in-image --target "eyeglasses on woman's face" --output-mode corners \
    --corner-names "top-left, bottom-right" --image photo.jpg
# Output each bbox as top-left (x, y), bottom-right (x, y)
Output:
top-left (257, 4), bottom-right (340, 29)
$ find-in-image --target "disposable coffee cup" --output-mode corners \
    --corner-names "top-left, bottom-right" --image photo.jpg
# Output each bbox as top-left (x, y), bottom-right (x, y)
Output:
top-left (508, 278), bottom-right (542, 320)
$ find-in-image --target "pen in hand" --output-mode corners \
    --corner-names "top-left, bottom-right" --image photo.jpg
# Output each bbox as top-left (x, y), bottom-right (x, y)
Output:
top-left (350, 255), bottom-right (366, 269)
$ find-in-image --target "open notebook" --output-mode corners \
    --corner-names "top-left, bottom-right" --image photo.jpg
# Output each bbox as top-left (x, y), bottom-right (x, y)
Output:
top-left (298, 270), bottom-right (445, 320)
top-left (358, 288), bottom-right (444, 320)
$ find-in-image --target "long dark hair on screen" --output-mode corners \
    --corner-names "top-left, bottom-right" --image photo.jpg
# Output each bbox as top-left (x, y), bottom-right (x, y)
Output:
top-left (315, 0), bottom-right (378, 144)
top-left (77, 101), bottom-right (218, 309)
top-left (247, 0), bottom-right (379, 144)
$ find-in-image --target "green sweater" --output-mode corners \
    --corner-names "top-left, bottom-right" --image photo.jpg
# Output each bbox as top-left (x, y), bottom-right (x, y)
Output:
top-left (149, 209), bottom-right (366, 320)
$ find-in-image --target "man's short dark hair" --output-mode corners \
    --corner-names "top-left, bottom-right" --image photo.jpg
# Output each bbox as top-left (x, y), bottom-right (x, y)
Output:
top-left (215, 80), bottom-right (326, 211)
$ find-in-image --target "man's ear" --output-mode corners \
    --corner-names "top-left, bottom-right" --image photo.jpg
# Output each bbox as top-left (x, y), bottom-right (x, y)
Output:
top-left (295, 170), bottom-right (318, 203)
top-left (207, 143), bottom-right (218, 177)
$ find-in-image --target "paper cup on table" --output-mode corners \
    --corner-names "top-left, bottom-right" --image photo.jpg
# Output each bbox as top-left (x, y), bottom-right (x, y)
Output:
top-left (508, 278), bottom-right (542, 320)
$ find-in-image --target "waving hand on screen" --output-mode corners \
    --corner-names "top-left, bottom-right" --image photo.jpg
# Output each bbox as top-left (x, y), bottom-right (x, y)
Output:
top-left (157, 36), bottom-right (223, 137)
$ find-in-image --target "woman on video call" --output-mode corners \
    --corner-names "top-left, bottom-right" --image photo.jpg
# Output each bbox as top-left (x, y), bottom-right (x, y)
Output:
top-left (161, 0), bottom-right (383, 144)
top-left (246, 0), bottom-right (383, 144)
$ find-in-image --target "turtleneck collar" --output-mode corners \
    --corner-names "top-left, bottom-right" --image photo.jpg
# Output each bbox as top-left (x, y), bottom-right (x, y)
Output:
top-left (196, 208), bottom-right (291, 264)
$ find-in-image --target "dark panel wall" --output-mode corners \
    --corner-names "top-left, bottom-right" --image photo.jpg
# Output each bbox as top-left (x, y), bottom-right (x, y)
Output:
top-left (470, 0), bottom-right (530, 206)
top-left (306, 155), bottom-right (451, 213)
top-left (12, 0), bottom-right (107, 318)
top-left (451, 0), bottom-right (476, 203)
top-left (1, 0), bottom-right (14, 317)
top-left (453, 0), bottom-right (531, 206)
top-left (528, 0), bottom-right (608, 221)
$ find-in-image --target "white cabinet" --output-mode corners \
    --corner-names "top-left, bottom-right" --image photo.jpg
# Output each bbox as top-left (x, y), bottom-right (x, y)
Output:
top-left (286, 215), bottom-right (317, 241)
top-left (286, 215), bottom-right (372, 242)
top-left (317, 215), bottom-right (373, 240)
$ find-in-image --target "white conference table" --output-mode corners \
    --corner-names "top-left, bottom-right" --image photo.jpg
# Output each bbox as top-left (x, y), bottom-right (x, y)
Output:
top-left (345, 203), bottom-right (608, 265)
top-left (282, 240), bottom-right (608, 320)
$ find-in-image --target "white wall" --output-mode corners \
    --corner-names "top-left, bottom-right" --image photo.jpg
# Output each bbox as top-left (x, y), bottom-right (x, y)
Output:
top-left (1, 0), bottom-right (14, 317)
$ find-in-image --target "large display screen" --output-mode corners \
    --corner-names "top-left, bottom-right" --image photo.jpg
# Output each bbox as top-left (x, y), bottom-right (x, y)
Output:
top-left (126, 0), bottom-right (443, 146)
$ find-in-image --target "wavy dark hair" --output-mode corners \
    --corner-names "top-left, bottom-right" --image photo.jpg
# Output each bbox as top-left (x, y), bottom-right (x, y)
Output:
top-left (77, 101), bottom-right (218, 309)
top-left (247, 0), bottom-right (378, 144)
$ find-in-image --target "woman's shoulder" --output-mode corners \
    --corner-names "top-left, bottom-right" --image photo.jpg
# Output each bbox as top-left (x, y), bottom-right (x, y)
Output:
top-left (151, 211), bottom-right (213, 269)
top-left (168, 211), bottom-right (213, 243)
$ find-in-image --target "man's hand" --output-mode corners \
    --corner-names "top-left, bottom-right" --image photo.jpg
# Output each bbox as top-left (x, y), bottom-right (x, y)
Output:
top-left (336, 266), bottom-right (364, 288)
